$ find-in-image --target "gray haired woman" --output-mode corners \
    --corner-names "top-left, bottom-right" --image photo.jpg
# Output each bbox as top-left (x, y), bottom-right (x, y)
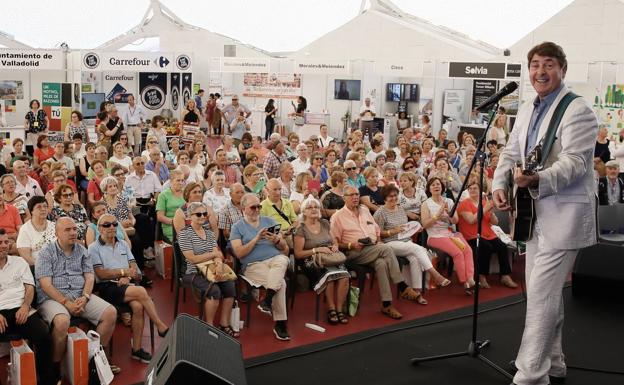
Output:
top-left (293, 196), bottom-right (350, 325)
top-left (177, 202), bottom-right (238, 337)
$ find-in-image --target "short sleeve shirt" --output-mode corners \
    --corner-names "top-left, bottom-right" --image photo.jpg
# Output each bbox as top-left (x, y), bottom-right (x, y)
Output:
top-left (178, 226), bottom-right (218, 275)
top-left (35, 241), bottom-right (92, 303)
top-left (89, 238), bottom-right (136, 282)
top-left (16, 220), bottom-right (57, 263)
top-left (0, 256), bottom-right (34, 310)
top-left (156, 188), bottom-right (185, 241)
top-left (230, 216), bottom-right (281, 268)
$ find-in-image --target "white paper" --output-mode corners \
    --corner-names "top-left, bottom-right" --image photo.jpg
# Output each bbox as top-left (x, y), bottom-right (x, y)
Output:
top-left (397, 221), bottom-right (422, 240)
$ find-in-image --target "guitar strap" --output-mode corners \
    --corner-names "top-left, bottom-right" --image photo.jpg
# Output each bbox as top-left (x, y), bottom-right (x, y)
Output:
top-left (538, 92), bottom-right (581, 167)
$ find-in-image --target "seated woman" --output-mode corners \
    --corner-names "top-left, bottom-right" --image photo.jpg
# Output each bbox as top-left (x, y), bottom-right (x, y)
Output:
top-left (47, 183), bottom-right (89, 245)
top-left (174, 182), bottom-right (218, 235)
top-left (291, 171), bottom-right (314, 213)
top-left (156, 169), bottom-right (186, 244)
top-left (203, 170), bottom-right (230, 214)
top-left (178, 202), bottom-right (238, 336)
top-left (428, 158), bottom-right (462, 199)
top-left (398, 171), bottom-right (427, 221)
top-left (421, 177), bottom-right (475, 294)
top-left (45, 170), bottom-right (80, 208)
top-left (359, 167), bottom-right (383, 213)
top-left (16, 196), bottom-right (56, 266)
top-left (0, 193), bottom-right (22, 254)
top-left (457, 180), bottom-right (517, 289)
top-left (1, 174), bottom-right (30, 222)
top-left (374, 185), bottom-right (450, 304)
top-left (87, 159), bottom-right (108, 207)
top-left (320, 171), bottom-right (346, 219)
top-left (278, 162), bottom-right (295, 199)
top-left (294, 197), bottom-right (350, 324)
top-left (90, 213), bottom-right (169, 364)
top-left (308, 151), bottom-right (328, 185)
top-left (379, 162), bottom-right (399, 187)
top-left (243, 164), bottom-right (266, 200)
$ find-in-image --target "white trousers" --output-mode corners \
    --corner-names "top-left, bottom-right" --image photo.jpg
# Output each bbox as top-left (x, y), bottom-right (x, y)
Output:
top-left (513, 222), bottom-right (578, 385)
top-left (386, 240), bottom-right (433, 290)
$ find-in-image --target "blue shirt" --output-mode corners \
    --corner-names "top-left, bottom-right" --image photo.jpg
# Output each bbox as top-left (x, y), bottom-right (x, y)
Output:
top-left (347, 174), bottom-right (366, 188)
top-left (526, 83), bottom-right (564, 156)
top-left (194, 95), bottom-right (203, 111)
top-left (35, 241), bottom-right (93, 303)
top-left (146, 160), bottom-right (170, 183)
top-left (230, 216), bottom-right (281, 268)
top-left (88, 238), bottom-right (137, 283)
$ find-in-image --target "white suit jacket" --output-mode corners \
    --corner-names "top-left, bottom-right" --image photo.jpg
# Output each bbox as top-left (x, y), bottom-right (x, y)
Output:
top-left (492, 85), bottom-right (598, 250)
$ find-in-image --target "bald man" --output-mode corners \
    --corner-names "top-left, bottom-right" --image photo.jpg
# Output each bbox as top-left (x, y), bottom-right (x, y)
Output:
top-left (35, 217), bottom-right (119, 374)
top-left (260, 178), bottom-right (298, 249)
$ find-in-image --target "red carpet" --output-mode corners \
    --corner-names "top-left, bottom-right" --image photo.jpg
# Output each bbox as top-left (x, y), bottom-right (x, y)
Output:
top-left (0, 262), bottom-right (524, 385)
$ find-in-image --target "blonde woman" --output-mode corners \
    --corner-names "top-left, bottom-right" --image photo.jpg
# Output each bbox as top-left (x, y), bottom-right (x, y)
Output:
top-left (291, 172), bottom-right (312, 214)
top-left (141, 134), bottom-right (163, 159)
top-left (294, 196), bottom-right (350, 324)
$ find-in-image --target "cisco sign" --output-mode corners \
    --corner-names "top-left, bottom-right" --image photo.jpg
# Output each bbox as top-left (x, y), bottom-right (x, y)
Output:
top-left (449, 62), bottom-right (506, 79)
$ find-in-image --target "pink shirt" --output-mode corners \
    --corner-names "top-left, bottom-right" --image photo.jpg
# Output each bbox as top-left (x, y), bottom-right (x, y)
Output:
top-left (330, 205), bottom-right (380, 245)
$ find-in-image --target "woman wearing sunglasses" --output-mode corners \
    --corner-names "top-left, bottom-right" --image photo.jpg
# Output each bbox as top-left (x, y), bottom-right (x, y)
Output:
top-left (178, 202), bottom-right (238, 336)
top-left (47, 184), bottom-right (89, 245)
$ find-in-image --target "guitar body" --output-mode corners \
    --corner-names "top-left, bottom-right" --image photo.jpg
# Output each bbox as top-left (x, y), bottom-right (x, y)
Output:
top-left (511, 185), bottom-right (535, 242)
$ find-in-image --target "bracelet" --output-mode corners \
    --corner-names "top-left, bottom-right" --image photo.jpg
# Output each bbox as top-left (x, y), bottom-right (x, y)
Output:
top-left (348, 242), bottom-right (351, 250)
top-left (312, 248), bottom-right (316, 254)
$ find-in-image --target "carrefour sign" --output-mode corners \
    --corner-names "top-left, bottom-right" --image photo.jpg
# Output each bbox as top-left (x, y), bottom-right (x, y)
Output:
top-left (82, 51), bottom-right (192, 72)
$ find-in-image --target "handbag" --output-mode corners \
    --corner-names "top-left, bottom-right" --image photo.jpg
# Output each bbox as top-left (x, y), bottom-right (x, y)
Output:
top-left (311, 251), bottom-right (346, 268)
top-left (196, 260), bottom-right (237, 282)
top-left (294, 116), bottom-right (305, 126)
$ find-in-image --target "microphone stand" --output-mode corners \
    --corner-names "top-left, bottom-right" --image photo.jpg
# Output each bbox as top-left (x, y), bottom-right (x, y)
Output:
top-left (410, 103), bottom-right (513, 381)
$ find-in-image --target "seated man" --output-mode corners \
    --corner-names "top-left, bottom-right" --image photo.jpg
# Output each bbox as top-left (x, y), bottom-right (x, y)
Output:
top-left (597, 160), bottom-right (624, 205)
top-left (35, 217), bottom-right (120, 374)
top-left (260, 178), bottom-right (298, 249)
top-left (0, 229), bottom-right (56, 385)
top-left (231, 193), bottom-right (291, 341)
top-left (218, 183), bottom-right (245, 240)
top-left (330, 185), bottom-right (420, 320)
top-left (89, 214), bottom-right (169, 364)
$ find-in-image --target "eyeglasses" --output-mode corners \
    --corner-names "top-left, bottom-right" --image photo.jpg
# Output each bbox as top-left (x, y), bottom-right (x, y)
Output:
top-left (100, 222), bottom-right (119, 228)
top-left (232, 99), bottom-right (239, 101)
top-left (346, 167), bottom-right (357, 171)
top-left (252, 173), bottom-right (263, 177)
top-left (248, 204), bottom-right (261, 210)
top-left (120, 137), bottom-right (128, 140)
top-left (192, 212), bottom-right (209, 218)
top-left (62, 192), bottom-right (74, 198)
top-left (314, 157), bottom-right (323, 160)
top-left (149, 141), bottom-right (158, 144)
top-left (134, 161), bottom-right (145, 166)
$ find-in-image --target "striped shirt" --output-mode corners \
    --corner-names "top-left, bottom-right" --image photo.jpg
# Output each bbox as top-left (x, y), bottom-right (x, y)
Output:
top-left (178, 226), bottom-right (218, 275)
top-left (373, 206), bottom-right (410, 243)
top-left (35, 241), bottom-right (93, 303)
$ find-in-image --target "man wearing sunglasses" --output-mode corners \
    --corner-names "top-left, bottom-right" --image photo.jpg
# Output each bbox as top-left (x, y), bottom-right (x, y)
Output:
top-left (230, 193), bottom-right (291, 341)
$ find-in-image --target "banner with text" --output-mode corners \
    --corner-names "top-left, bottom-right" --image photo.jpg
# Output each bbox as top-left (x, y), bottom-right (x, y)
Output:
top-left (219, 57), bottom-right (270, 73)
top-left (182, 73), bottom-right (193, 108)
top-left (0, 49), bottom-right (64, 70)
top-left (471, 80), bottom-right (498, 111)
top-left (293, 59), bottom-right (350, 75)
top-left (42, 82), bottom-right (72, 131)
top-left (170, 73), bottom-right (180, 111)
top-left (374, 61), bottom-right (423, 77)
top-left (82, 51), bottom-right (192, 72)
top-left (449, 62), bottom-right (506, 80)
top-left (242, 73), bottom-right (302, 99)
top-left (139, 73), bottom-right (168, 111)
top-left (102, 72), bottom-right (137, 103)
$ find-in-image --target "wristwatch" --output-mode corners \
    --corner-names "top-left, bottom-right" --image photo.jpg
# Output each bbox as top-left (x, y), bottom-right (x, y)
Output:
top-left (82, 293), bottom-right (91, 301)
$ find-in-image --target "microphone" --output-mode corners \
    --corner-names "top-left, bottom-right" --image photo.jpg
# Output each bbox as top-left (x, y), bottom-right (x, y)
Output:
top-left (476, 81), bottom-right (518, 112)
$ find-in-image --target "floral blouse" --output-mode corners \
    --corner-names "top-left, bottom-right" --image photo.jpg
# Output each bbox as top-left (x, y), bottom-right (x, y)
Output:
top-left (48, 204), bottom-right (89, 240)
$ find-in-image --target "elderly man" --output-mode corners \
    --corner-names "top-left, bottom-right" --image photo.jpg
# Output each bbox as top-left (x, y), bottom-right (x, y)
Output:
top-left (0, 229), bottom-right (56, 385)
top-left (264, 141), bottom-right (289, 179)
top-left (231, 193), bottom-right (290, 341)
top-left (260, 178), bottom-right (298, 248)
top-left (597, 160), bottom-right (624, 205)
top-left (13, 160), bottom-right (43, 199)
top-left (330, 185), bottom-right (419, 320)
top-left (146, 148), bottom-right (170, 184)
top-left (89, 214), bottom-right (169, 364)
top-left (215, 149), bottom-right (240, 188)
top-left (290, 143), bottom-right (310, 175)
top-left (51, 141), bottom-right (75, 178)
top-left (121, 94), bottom-right (146, 156)
top-left (222, 95), bottom-right (251, 125)
top-left (35, 217), bottom-right (119, 373)
top-left (218, 183), bottom-right (245, 239)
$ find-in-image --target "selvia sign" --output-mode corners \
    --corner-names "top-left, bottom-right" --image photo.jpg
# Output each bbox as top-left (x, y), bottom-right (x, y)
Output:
top-left (448, 62), bottom-right (506, 79)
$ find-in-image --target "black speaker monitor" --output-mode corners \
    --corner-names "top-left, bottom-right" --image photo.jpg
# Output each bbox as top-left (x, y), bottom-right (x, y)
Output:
top-left (572, 243), bottom-right (624, 299)
top-left (146, 314), bottom-right (247, 385)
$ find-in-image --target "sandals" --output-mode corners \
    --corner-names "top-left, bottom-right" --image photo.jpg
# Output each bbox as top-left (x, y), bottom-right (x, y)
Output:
top-left (327, 309), bottom-right (339, 325)
top-left (336, 311), bottom-right (349, 324)
top-left (399, 287), bottom-right (419, 301)
top-left (381, 305), bottom-right (403, 319)
top-left (218, 324), bottom-right (240, 338)
top-left (415, 294), bottom-right (428, 305)
top-left (437, 278), bottom-right (451, 287)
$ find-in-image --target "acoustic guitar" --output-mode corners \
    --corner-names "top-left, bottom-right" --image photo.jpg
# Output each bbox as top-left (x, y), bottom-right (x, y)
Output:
top-left (509, 145), bottom-right (542, 242)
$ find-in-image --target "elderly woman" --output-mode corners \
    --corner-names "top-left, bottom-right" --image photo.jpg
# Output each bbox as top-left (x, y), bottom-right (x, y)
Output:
top-left (156, 169), bottom-right (186, 243)
top-left (374, 185), bottom-right (450, 304)
top-left (78, 142), bottom-right (96, 192)
top-left (5, 138), bottom-right (31, 172)
top-left (457, 180), bottom-right (517, 289)
top-left (0, 193), bottom-right (22, 254)
top-left (446, 140), bottom-right (463, 172)
top-left (16, 196), bottom-right (56, 266)
top-left (178, 202), bottom-right (237, 335)
top-left (285, 132), bottom-right (300, 161)
top-left (291, 172), bottom-right (313, 214)
top-left (421, 138), bottom-right (436, 169)
top-left (379, 162), bottom-right (399, 187)
top-left (294, 197), bottom-right (350, 324)
top-left (1, 174), bottom-right (30, 221)
top-left (243, 164), bottom-right (266, 197)
top-left (429, 158), bottom-right (462, 199)
top-left (344, 159), bottom-right (365, 188)
top-left (324, 148), bottom-right (339, 169)
top-left (108, 141), bottom-right (132, 170)
top-left (309, 151), bottom-right (328, 185)
top-left (165, 137), bottom-right (181, 169)
top-left (33, 134), bottom-right (54, 168)
top-left (394, 136), bottom-right (411, 166)
top-left (399, 171), bottom-right (427, 221)
top-left (149, 115), bottom-right (169, 153)
top-left (87, 159), bottom-right (108, 207)
top-left (90, 213), bottom-right (169, 363)
top-left (188, 150), bottom-right (205, 183)
top-left (64, 110), bottom-right (88, 142)
top-left (47, 183), bottom-right (89, 244)
top-left (203, 170), bottom-right (230, 214)
top-left (359, 167), bottom-right (383, 213)
top-left (460, 134), bottom-right (476, 157)
top-left (174, 182), bottom-right (218, 235)
top-left (193, 139), bottom-right (209, 166)
top-left (278, 161), bottom-right (295, 199)
top-left (421, 177), bottom-right (475, 294)
top-left (141, 134), bottom-right (163, 159)
top-left (87, 145), bottom-right (111, 178)
top-left (320, 171), bottom-right (346, 219)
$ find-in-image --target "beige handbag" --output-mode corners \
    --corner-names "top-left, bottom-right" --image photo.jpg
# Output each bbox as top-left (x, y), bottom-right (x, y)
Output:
top-left (196, 260), bottom-right (237, 282)
top-left (311, 251), bottom-right (346, 268)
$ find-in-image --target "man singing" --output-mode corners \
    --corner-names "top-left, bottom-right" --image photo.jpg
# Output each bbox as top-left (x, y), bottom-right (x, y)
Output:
top-left (492, 42), bottom-right (598, 385)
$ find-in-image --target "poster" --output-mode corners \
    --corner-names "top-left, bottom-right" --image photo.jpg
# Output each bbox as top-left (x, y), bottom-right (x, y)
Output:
top-left (170, 73), bottom-right (180, 111)
top-left (471, 80), bottom-right (498, 111)
top-left (139, 72), bottom-right (167, 111)
top-left (0, 81), bottom-right (24, 100)
top-left (242, 73), bottom-right (302, 99)
top-left (81, 72), bottom-right (102, 93)
top-left (499, 80), bottom-right (519, 115)
top-left (102, 72), bottom-right (137, 103)
top-left (442, 89), bottom-right (466, 121)
top-left (4, 99), bottom-right (16, 113)
top-left (42, 82), bottom-right (72, 131)
top-left (593, 84), bottom-right (624, 135)
top-left (181, 73), bottom-right (192, 108)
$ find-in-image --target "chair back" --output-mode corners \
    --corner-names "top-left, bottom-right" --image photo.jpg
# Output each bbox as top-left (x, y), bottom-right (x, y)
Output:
top-left (493, 208), bottom-right (512, 234)
top-left (598, 204), bottom-right (623, 233)
top-left (171, 229), bottom-right (186, 280)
